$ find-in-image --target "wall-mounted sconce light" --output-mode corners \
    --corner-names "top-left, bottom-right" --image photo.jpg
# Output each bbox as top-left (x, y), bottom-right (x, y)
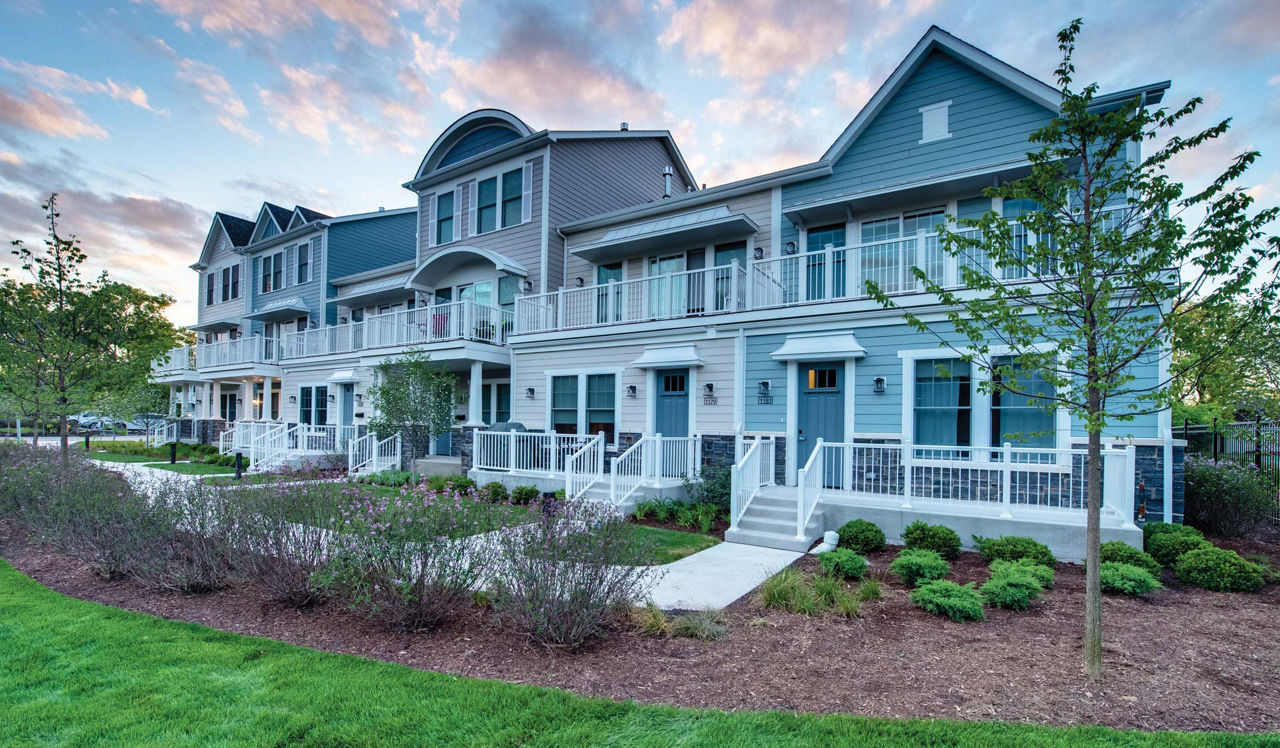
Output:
top-left (327, 393), bottom-right (336, 403)
top-left (702, 382), bottom-right (717, 405)
top-left (288, 395), bottom-right (297, 404)
top-left (753, 246), bottom-right (764, 260)
top-left (625, 384), bottom-right (637, 398)
top-left (575, 277), bottom-right (585, 287)
top-left (236, 397), bottom-right (244, 406)
top-left (525, 387), bottom-right (535, 399)
top-left (354, 393), bottom-right (365, 406)
top-left (522, 280), bottom-right (533, 293)
top-left (756, 380), bottom-right (772, 405)
top-left (784, 241), bottom-right (797, 255)
top-left (873, 376), bottom-right (887, 394)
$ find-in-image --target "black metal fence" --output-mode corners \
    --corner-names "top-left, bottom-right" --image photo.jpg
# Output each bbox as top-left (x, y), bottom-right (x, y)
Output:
top-left (1181, 418), bottom-right (1280, 507)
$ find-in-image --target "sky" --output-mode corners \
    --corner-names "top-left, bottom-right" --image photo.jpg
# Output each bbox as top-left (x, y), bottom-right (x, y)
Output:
top-left (0, 0), bottom-right (1277, 326)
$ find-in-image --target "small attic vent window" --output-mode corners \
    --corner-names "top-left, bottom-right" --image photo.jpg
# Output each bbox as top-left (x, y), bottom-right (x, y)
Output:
top-left (919, 100), bottom-right (952, 144)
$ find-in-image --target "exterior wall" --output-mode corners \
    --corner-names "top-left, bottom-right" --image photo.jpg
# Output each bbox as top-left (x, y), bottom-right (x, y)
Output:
top-left (325, 212), bottom-right (417, 323)
top-left (439, 126), bottom-right (523, 168)
top-left (247, 227), bottom-right (326, 324)
top-left (195, 228), bottom-right (248, 328)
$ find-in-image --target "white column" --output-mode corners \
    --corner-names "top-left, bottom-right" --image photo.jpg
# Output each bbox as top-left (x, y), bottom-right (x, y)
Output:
top-left (466, 361), bottom-right (485, 426)
top-left (205, 382), bottom-right (215, 419)
top-left (169, 385), bottom-right (177, 417)
top-left (263, 377), bottom-right (274, 421)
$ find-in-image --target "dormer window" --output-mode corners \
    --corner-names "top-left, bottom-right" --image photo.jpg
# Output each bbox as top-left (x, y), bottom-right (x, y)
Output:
top-left (919, 100), bottom-right (952, 144)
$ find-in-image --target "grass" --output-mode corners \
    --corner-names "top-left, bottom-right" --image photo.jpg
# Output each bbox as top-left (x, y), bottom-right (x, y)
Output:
top-left (89, 452), bottom-right (164, 463)
top-left (621, 524), bottom-right (720, 565)
top-left (0, 561), bottom-right (1266, 747)
top-left (204, 473), bottom-right (304, 487)
top-left (140, 462), bottom-right (238, 476)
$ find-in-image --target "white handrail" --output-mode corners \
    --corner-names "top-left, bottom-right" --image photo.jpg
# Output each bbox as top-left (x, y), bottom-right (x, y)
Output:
top-left (730, 438), bottom-right (762, 530)
top-left (565, 432), bottom-right (605, 499)
top-left (374, 433), bottom-right (402, 473)
top-left (348, 432), bottom-right (375, 474)
top-left (248, 422), bottom-right (290, 472)
top-left (796, 439), bottom-right (824, 539)
top-left (610, 436), bottom-right (650, 506)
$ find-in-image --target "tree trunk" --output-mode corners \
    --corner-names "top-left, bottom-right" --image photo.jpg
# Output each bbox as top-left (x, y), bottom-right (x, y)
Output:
top-left (1084, 386), bottom-right (1103, 680)
top-left (58, 372), bottom-right (69, 467)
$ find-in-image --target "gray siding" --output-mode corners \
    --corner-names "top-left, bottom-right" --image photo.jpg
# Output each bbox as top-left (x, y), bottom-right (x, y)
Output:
top-left (248, 229), bottom-right (325, 324)
top-left (195, 226), bottom-right (248, 329)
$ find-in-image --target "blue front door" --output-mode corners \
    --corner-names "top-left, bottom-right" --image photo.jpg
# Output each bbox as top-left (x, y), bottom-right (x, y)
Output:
top-left (655, 368), bottom-right (689, 437)
top-left (797, 361), bottom-right (844, 469)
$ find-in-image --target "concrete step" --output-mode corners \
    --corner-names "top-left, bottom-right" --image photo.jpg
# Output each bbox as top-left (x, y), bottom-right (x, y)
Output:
top-left (723, 528), bottom-right (818, 553)
top-left (750, 495), bottom-right (798, 511)
top-left (742, 505), bottom-right (795, 523)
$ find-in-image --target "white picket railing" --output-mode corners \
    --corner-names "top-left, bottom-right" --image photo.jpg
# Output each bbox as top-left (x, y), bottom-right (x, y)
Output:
top-left (249, 423), bottom-right (294, 473)
top-left (297, 424), bottom-right (357, 453)
top-left (610, 438), bottom-right (648, 507)
top-left (472, 430), bottom-right (601, 476)
top-left (795, 440), bottom-right (1139, 537)
top-left (349, 432), bottom-right (375, 474)
top-left (372, 433), bottom-right (401, 473)
top-left (653, 434), bottom-right (701, 482)
top-left (220, 421), bottom-right (281, 455)
top-left (565, 432), bottom-right (605, 499)
top-left (730, 437), bottom-right (773, 530)
top-left (195, 337), bottom-right (281, 369)
top-left (147, 421), bottom-right (178, 448)
top-left (349, 431), bottom-right (403, 475)
top-left (283, 301), bottom-right (512, 360)
top-left (515, 262), bottom-right (747, 334)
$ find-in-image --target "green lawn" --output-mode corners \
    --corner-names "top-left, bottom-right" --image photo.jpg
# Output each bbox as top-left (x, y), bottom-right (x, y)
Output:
top-left (89, 452), bottom-right (162, 463)
top-left (0, 561), bottom-right (1264, 747)
top-left (623, 524), bottom-right (720, 565)
top-left (141, 462), bottom-right (237, 476)
top-left (204, 472), bottom-right (298, 486)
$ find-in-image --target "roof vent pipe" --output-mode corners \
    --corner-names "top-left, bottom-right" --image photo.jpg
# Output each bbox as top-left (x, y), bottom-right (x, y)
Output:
top-left (620, 122), bottom-right (629, 131)
top-left (662, 165), bottom-right (673, 198)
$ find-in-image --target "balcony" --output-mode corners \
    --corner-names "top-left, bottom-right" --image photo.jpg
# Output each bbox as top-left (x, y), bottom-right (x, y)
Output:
top-left (282, 300), bottom-right (513, 360)
top-left (195, 336), bottom-right (282, 369)
top-left (515, 222), bottom-right (1062, 335)
top-left (151, 346), bottom-right (197, 377)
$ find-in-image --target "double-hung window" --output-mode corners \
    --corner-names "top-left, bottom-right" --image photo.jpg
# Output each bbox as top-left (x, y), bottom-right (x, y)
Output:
top-left (585, 374), bottom-right (616, 442)
top-left (221, 267), bottom-right (231, 302)
top-left (475, 167), bottom-right (524, 235)
top-left (501, 168), bottom-right (522, 228)
top-left (296, 244), bottom-right (310, 284)
top-left (550, 376), bottom-right (578, 434)
top-left (476, 177), bottom-right (497, 234)
top-left (436, 191), bottom-right (454, 244)
top-left (205, 272), bottom-right (215, 306)
top-left (261, 252), bottom-right (284, 293)
top-left (549, 373), bottom-right (616, 441)
top-left (913, 358), bottom-right (972, 447)
top-left (991, 356), bottom-right (1055, 448)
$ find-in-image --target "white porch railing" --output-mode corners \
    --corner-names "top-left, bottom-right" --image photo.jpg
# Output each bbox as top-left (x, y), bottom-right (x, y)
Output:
top-left (146, 421), bottom-right (178, 448)
top-left (283, 301), bottom-right (512, 360)
top-left (195, 337), bottom-right (281, 369)
top-left (151, 346), bottom-right (196, 376)
top-left (220, 421), bottom-right (281, 455)
top-left (298, 424), bottom-right (357, 453)
top-left (249, 423), bottom-right (293, 473)
top-left (473, 430), bottom-right (599, 475)
top-left (608, 434), bottom-right (702, 505)
top-left (565, 432), bottom-right (605, 499)
top-left (515, 262), bottom-right (747, 334)
top-left (730, 437), bottom-right (768, 531)
top-left (795, 440), bottom-right (1139, 538)
top-left (349, 432), bottom-right (402, 474)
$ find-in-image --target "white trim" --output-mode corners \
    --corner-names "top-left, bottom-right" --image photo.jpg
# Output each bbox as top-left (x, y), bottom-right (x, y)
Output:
top-left (918, 99), bottom-right (953, 144)
top-left (733, 328), bottom-right (745, 432)
top-left (770, 186), bottom-right (782, 258)
top-left (543, 367), bottom-right (625, 446)
top-left (540, 146), bottom-right (550, 293)
top-left (785, 360), bottom-right (797, 484)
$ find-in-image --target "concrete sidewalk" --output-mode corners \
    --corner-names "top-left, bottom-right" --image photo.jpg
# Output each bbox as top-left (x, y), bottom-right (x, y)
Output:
top-left (643, 541), bottom-right (803, 610)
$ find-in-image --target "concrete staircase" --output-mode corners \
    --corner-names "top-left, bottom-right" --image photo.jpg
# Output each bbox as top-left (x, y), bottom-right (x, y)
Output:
top-left (724, 486), bottom-right (824, 552)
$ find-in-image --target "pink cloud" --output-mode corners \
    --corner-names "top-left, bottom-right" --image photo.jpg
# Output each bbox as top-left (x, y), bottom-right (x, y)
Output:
top-left (257, 64), bottom-right (420, 153)
top-left (142, 0), bottom-right (440, 47)
top-left (0, 86), bottom-right (108, 139)
top-left (172, 56), bottom-right (263, 144)
top-left (0, 57), bottom-right (165, 114)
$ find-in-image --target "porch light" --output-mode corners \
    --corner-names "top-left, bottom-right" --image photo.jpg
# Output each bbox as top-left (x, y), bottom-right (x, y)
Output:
top-left (753, 246), bottom-right (764, 260)
top-left (525, 387), bottom-right (535, 399)
top-left (626, 385), bottom-right (637, 398)
top-left (327, 394), bottom-right (336, 402)
top-left (703, 382), bottom-right (715, 396)
top-left (784, 241), bottom-right (797, 255)
top-left (873, 376), bottom-right (887, 394)
top-left (575, 277), bottom-right (584, 287)
top-left (289, 395), bottom-right (297, 404)
top-left (355, 393), bottom-right (364, 406)
top-left (757, 381), bottom-right (770, 396)
top-left (522, 280), bottom-right (532, 292)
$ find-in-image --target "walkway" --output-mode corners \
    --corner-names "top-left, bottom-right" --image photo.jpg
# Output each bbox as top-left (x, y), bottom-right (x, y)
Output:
top-left (643, 541), bottom-right (803, 610)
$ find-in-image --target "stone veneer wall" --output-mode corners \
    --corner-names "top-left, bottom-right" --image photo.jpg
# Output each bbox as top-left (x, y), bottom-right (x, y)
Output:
top-left (456, 427), bottom-right (473, 471)
top-left (1133, 444), bottom-right (1185, 524)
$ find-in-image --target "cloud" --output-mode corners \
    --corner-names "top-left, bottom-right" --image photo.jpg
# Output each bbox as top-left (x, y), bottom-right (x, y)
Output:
top-left (135, 37), bottom-right (264, 144)
top-left (831, 70), bottom-right (876, 113)
top-left (412, 9), bottom-right (664, 127)
top-left (223, 175), bottom-right (335, 215)
top-left (0, 86), bottom-right (107, 139)
top-left (142, 0), bottom-right (441, 47)
top-left (0, 57), bottom-right (166, 114)
top-left (256, 64), bottom-right (423, 153)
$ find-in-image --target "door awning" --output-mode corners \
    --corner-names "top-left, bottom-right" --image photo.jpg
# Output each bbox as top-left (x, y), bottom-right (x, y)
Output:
top-left (771, 332), bottom-right (866, 361)
top-left (630, 344), bottom-right (704, 369)
top-left (325, 369), bottom-right (361, 383)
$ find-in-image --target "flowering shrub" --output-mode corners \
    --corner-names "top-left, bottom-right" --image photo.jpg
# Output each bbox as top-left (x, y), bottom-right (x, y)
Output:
top-left (319, 482), bottom-right (511, 632)
top-left (1183, 456), bottom-right (1275, 537)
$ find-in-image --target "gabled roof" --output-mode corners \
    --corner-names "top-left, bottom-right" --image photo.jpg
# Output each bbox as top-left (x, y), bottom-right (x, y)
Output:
top-left (290, 206), bottom-right (330, 229)
top-left (265, 202), bottom-right (293, 229)
top-left (190, 211), bottom-right (254, 270)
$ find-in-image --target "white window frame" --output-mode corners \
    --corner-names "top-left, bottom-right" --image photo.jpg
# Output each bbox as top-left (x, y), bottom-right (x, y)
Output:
top-left (543, 368), bottom-right (623, 446)
top-left (463, 154), bottom-right (535, 238)
top-left (919, 100), bottom-right (952, 144)
top-left (296, 243), bottom-right (311, 285)
top-left (260, 251), bottom-right (285, 295)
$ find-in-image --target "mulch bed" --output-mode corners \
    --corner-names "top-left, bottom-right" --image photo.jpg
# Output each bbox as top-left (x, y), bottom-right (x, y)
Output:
top-left (3, 518), bottom-right (1278, 734)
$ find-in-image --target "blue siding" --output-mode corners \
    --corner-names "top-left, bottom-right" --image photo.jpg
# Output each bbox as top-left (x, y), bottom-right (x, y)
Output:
top-left (248, 234), bottom-right (326, 323)
top-left (261, 221), bottom-right (280, 240)
top-left (439, 126), bottom-right (522, 168)
top-left (325, 212), bottom-right (417, 324)
top-left (784, 49), bottom-right (1055, 208)
top-left (957, 196), bottom-right (991, 221)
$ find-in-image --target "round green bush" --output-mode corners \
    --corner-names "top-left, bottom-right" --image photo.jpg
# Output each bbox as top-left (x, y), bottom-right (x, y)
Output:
top-left (980, 573), bottom-right (1043, 611)
top-left (1099, 562), bottom-right (1164, 596)
top-left (817, 548), bottom-right (868, 580)
top-left (910, 580), bottom-right (985, 622)
top-left (974, 535), bottom-right (1056, 567)
top-left (901, 521), bottom-right (962, 559)
top-left (1147, 532), bottom-right (1212, 568)
top-left (1183, 455), bottom-right (1275, 537)
top-left (1099, 541), bottom-right (1161, 577)
top-left (510, 486), bottom-right (540, 505)
top-left (480, 481), bottom-right (509, 504)
top-left (836, 519), bottom-right (886, 554)
top-left (1142, 521), bottom-right (1203, 545)
top-left (989, 558), bottom-right (1055, 589)
top-left (1175, 547), bottom-right (1266, 592)
top-left (889, 548), bottom-right (950, 587)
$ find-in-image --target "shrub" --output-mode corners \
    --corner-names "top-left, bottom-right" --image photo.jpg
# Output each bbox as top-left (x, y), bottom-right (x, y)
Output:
top-left (682, 464), bottom-right (731, 513)
top-left (1175, 547), bottom-right (1266, 593)
top-left (989, 558), bottom-right (1055, 589)
top-left (489, 498), bottom-right (656, 650)
top-left (1245, 554), bottom-right (1280, 585)
top-left (674, 503), bottom-right (696, 529)
top-left (146, 478), bottom-right (239, 594)
top-left (910, 580), bottom-right (985, 622)
top-left (1183, 455), bottom-right (1275, 537)
top-left (1143, 521), bottom-right (1202, 545)
top-left (669, 610), bottom-right (728, 641)
top-left (856, 577), bottom-right (882, 601)
top-left (1147, 532), bottom-right (1212, 568)
top-left (901, 521), bottom-right (962, 559)
top-left (510, 485), bottom-right (540, 506)
top-left (652, 499), bottom-right (673, 523)
top-left (480, 481), bottom-right (509, 504)
top-left (889, 549), bottom-right (950, 587)
top-left (973, 535), bottom-right (1056, 567)
top-left (632, 603), bottom-right (669, 636)
top-left (1099, 562), bottom-right (1164, 597)
top-left (633, 500), bottom-right (659, 521)
top-left (1099, 541), bottom-right (1161, 576)
top-left (761, 568), bottom-right (819, 615)
top-left (836, 519), bottom-right (887, 554)
top-left (980, 573), bottom-right (1043, 611)
top-left (811, 573), bottom-right (842, 607)
top-left (817, 549), bottom-right (868, 580)
top-left (694, 502), bottom-right (719, 534)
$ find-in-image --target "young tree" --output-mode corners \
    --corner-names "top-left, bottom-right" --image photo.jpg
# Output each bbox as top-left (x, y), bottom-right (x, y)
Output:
top-left (102, 382), bottom-right (175, 434)
top-left (0, 194), bottom-right (184, 462)
top-left (368, 351), bottom-right (464, 463)
top-left (1172, 299), bottom-right (1280, 422)
top-left (867, 20), bottom-right (1279, 678)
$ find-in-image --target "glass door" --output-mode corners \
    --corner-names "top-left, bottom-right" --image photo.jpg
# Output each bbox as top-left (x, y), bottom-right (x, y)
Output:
top-left (647, 254), bottom-right (685, 318)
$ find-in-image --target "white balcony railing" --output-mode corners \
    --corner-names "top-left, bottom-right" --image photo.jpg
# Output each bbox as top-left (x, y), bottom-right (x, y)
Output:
top-left (195, 337), bottom-right (281, 369)
top-left (515, 262), bottom-right (747, 334)
top-left (151, 346), bottom-right (197, 376)
top-left (282, 300), bottom-right (512, 360)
